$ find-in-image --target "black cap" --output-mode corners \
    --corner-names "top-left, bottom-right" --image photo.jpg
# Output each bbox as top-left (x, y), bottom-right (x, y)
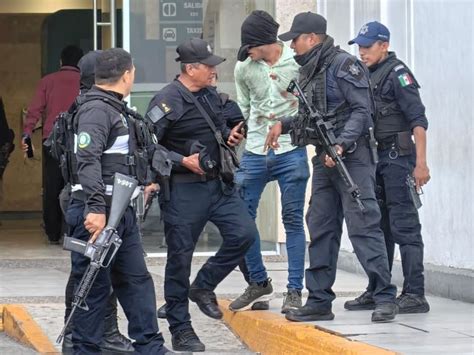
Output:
top-left (78, 50), bottom-right (102, 91)
top-left (78, 50), bottom-right (102, 79)
top-left (279, 12), bottom-right (327, 42)
top-left (175, 38), bottom-right (225, 66)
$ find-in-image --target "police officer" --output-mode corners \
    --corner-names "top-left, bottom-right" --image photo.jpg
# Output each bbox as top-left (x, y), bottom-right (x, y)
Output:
top-left (345, 21), bottom-right (430, 313)
top-left (67, 48), bottom-right (168, 354)
top-left (146, 38), bottom-right (256, 352)
top-left (60, 50), bottom-right (133, 354)
top-left (266, 12), bottom-right (398, 322)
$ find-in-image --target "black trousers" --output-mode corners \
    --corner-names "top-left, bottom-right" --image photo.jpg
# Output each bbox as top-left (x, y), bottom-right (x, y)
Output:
top-left (162, 179), bottom-right (256, 333)
top-left (305, 145), bottom-right (397, 309)
top-left (67, 199), bottom-right (166, 354)
top-left (368, 149), bottom-right (425, 295)
top-left (42, 144), bottom-right (64, 241)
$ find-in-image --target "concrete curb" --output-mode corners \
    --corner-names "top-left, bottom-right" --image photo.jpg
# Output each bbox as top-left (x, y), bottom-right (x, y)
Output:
top-left (219, 299), bottom-right (396, 355)
top-left (0, 304), bottom-right (58, 354)
top-left (219, 300), bottom-right (396, 355)
top-left (0, 304), bottom-right (3, 332)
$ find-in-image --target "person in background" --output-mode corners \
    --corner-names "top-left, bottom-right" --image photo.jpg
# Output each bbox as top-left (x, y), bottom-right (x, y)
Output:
top-left (22, 45), bottom-right (83, 244)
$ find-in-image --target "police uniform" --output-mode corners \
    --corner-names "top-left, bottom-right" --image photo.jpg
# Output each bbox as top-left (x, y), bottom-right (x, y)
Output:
top-left (68, 84), bottom-right (166, 354)
top-left (278, 12), bottom-right (397, 322)
top-left (146, 38), bottom-right (256, 349)
top-left (371, 53), bottom-right (428, 294)
top-left (347, 21), bottom-right (429, 313)
top-left (58, 50), bottom-right (133, 353)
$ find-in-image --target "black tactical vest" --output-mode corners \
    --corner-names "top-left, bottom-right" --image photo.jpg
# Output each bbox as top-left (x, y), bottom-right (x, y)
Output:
top-left (301, 48), bottom-right (350, 131)
top-left (371, 54), bottom-right (418, 141)
top-left (46, 91), bottom-right (155, 186)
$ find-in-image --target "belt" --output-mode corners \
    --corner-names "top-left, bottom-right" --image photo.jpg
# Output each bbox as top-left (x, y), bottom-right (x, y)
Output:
top-left (171, 172), bottom-right (219, 184)
top-left (377, 137), bottom-right (397, 151)
top-left (71, 190), bottom-right (112, 206)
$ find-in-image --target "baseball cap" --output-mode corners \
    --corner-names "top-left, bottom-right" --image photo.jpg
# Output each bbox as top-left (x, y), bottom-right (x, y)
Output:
top-left (78, 50), bottom-right (102, 91)
top-left (175, 38), bottom-right (225, 66)
top-left (348, 21), bottom-right (390, 46)
top-left (278, 12), bottom-right (327, 42)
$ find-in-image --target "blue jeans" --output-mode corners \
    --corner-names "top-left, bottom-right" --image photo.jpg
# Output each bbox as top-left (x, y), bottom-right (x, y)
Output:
top-left (235, 147), bottom-right (310, 290)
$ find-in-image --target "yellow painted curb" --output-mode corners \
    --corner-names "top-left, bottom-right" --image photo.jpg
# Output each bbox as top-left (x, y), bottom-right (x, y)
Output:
top-left (0, 304), bottom-right (4, 332)
top-left (1, 304), bottom-right (58, 354)
top-left (219, 299), bottom-right (396, 355)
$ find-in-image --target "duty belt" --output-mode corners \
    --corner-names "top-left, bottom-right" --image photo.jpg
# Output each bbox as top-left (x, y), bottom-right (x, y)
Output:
top-left (377, 136), bottom-right (397, 151)
top-left (171, 171), bottom-right (219, 184)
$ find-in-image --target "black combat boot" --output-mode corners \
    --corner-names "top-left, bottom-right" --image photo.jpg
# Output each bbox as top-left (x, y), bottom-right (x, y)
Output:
top-left (157, 303), bottom-right (167, 319)
top-left (371, 303), bottom-right (399, 322)
top-left (397, 293), bottom-right (430, 314)
top-left (188, 286), bottom-right (223, 319)
top-left (285, 304), bottom-right (335, 322)
top-left (171, 327), bottom-right (205, 352)
top-left (344, 291), bottom-right (376, 311)
top-left (101, 297), bottom-right (134, 353)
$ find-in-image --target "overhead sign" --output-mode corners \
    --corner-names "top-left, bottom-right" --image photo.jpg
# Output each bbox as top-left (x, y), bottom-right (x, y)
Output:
top-left (160, 24), bottom-right (203, 43)
top-left (159, 0), bottom-right (203, 46)
top-left (160, 0), bottom-right (203, 22)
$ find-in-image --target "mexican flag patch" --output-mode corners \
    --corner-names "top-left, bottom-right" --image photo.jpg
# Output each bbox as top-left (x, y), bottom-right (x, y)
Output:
top-left (398, 73), bottom-right (414, 87)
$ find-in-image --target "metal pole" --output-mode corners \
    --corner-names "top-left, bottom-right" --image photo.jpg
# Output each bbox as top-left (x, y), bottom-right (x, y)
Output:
top-left (110, 0), bottom-right (116, 47)
top-left (93, 0), bottom-right (98, 50)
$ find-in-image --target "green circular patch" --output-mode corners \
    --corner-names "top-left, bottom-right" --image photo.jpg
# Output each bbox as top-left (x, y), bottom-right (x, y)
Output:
top-left (78, 132), bottom-right (91, 149)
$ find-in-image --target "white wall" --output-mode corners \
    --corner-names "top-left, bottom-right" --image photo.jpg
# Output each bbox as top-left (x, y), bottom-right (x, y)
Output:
top-left (317, 0), bottom-right (474, 270)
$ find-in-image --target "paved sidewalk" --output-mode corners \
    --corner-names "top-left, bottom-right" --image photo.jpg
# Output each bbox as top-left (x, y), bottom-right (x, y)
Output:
top-left (0, 223), bottom-right (473, 354)
top-left (1, 258), bottom-right (473, 354)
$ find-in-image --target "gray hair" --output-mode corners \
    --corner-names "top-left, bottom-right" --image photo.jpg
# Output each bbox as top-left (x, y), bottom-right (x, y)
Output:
top-left (180, 62), bottom-right (200, 74)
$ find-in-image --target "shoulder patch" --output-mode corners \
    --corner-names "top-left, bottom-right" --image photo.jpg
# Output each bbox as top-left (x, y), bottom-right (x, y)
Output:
top-left (394, 64), bottom-right (405, 72)
top-left (340, 58), bottom-right (364, 81)
top-left (146, 103), bottom-right (171, 124)
top-left (77, 132), bottom-right (91, 149)
top-left (397, 72), bottom-right (415, 87)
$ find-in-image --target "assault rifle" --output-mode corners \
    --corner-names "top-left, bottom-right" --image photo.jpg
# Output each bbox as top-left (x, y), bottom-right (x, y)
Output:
top-left (287, 80), bottom-right (365, 212)
top-left (57, 173), bottom-right (138, 343)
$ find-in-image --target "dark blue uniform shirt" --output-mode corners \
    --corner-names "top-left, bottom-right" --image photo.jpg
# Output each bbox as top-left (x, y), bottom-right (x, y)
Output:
top-left (370, 52), bottom-right (428, 133)
top-left (146, 79), bottom-right (231, 171)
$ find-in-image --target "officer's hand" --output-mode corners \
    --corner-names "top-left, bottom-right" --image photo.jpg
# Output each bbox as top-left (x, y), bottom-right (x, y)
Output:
top-left (182, 153), bottom-right (205, 175)
top-left (144, 183), bottom-right (159, 202)
top-left (264, 122), bottom-right (282, 152)
top-left (324, 145), bottom-right (343, 168)
top-left (413, 163), bottom-right (430, 191)
top-left (84, 213), bottom-right (106, 243)
top-left (227, 122), bottom-right (245, 147)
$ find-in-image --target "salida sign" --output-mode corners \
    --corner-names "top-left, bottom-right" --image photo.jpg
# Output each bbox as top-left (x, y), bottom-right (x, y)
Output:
top-left (160, 0), bottom-right (203, 22)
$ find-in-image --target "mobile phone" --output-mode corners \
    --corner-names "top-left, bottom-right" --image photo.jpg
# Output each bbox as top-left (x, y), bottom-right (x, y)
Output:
top-left (24, 136), bottom-right (34, 158)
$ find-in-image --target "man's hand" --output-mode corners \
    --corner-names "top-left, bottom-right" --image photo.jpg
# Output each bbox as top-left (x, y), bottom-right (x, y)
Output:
top-left (413, 162), bottom-right (430, 191)
top-left (21, 136), bottom-right (35, 159)
top-left (227, 122), bottom-right (245, 147)
top-left (182, 153), bottom-right (205, 175)
top-left (323, 145), bottom-right (343, 168)
top-left (144, 183), bottom-right (159, 202)
top-left (264, 121), bottom-right (282, 152)
top-left (84, 213), bottom-right (106, 243)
